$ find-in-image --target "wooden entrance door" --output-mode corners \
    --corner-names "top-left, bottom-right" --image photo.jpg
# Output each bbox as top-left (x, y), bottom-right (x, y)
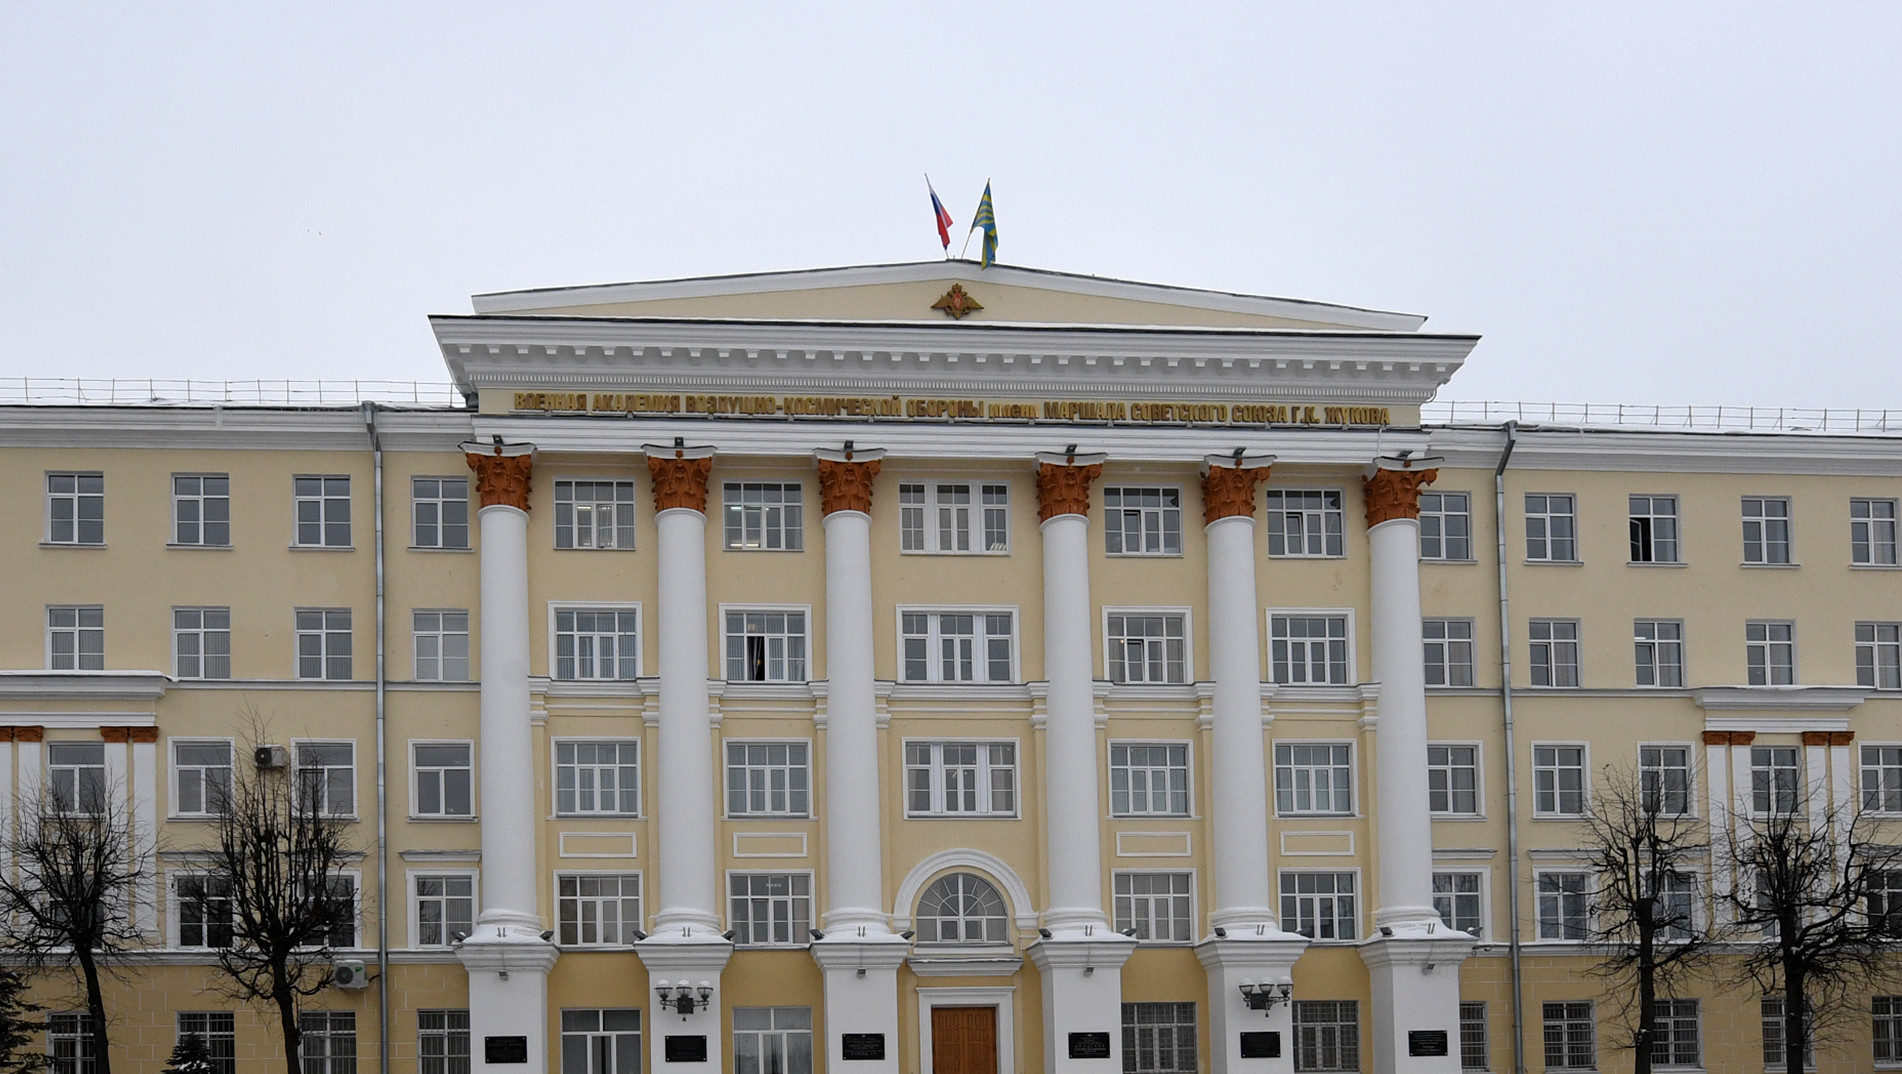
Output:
top-left (932, 1006), bottom-right (998, 1074)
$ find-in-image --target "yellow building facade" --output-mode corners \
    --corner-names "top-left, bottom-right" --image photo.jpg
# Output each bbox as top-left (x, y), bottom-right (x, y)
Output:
top-left (2, 262), bottom-right (1899, 1074)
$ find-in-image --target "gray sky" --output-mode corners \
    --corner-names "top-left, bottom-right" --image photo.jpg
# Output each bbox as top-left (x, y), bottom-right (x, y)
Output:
top-left (4, 4), bottom-right (1899, 408)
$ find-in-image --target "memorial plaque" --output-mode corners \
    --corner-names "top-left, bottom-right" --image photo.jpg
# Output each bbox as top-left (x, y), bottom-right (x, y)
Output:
top-left (664, 1036), bottom-right (709, 1063)
top-left (1408, 1030), bottom-right (1450, 1058)
top-left (1238, 1032), bottom-right (1281, 1059)
top-left (840, 1034), bottom-right (886, 1061)
top-left (484, 1037), bottom-right (529, 1064)
top-left (1067, 1032), bottom-right (1113, 1059)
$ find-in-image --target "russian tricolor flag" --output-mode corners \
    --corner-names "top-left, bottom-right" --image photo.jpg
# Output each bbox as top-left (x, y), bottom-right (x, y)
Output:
top-left (927, 177), bottom-right (954, 251)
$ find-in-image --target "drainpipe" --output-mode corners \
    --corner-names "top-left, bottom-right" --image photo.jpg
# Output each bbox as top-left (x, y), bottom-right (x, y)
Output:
top-left (1493, 423), bottom-right (1524, 1074)
top-left (362, 403), bottom-right (392, 1074)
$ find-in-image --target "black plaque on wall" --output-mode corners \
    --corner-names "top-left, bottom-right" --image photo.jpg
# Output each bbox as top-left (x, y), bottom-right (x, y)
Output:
top-left (841, 1034), bottom-right (886, 1061)
top-left (664, 1036), bottom-right (709, 1063)
top-left (1067, 1032), bottom-right (1113, 1059)
top-left (1408, 1030), bottom-right (1450, 1057)
top-left (1238, 1032), bottom-right (1281, 1059)
top-left (484, 1037), bottom-right (529, 1064)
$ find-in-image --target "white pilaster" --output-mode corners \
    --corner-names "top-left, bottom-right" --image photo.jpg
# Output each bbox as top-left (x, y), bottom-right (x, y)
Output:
top-left (17, 737), bottom-right (43, 842)
top-left (1705, 737), bottom-right (1733, 922)
top-left (131, 735), bottom-right (158, 933)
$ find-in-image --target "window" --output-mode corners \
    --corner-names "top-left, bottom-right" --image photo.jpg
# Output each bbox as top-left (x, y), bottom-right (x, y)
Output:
top-left (173, 607), bottom-right (231, 679)
top-left (412, 743), bottom-right (472, 818)
top-left (900, 482), bottom-right (1009, 553)
top-left (314, 875), bottom-right (359, 948)
top-left (1527, 620), bottom-right (1579, 687)
top-left (48, 1013), bottom-right (95, 1074)
top-left (559, 1010), bottom-right (640, 1074)
top-left (1268, 613), bottom-right (1350, 685)
top-left (177, 1013), bottom-right (236, 1074)
top-left (1629, 494), bottom-right (1679, 563)
top-left (1533, 745), bottom-right (1587, 816)
top-left (904, 742), bottom-right (1016, 816)
top-left (723, 610), bottom-right (808, 683)
top-left (174, 875), bottom-right (233, 948)
top-left (1423, 619), bottom-right (1474, 687)
top-left (1752, 745), bottom-right (1801, 815)
top-left (46, 473), bottom-right (104, 545)
top-left (413, 874), bottom-right (475, 946)
top-left (554, 480), bottom-right (636, 550)
top-left (899, 611), bottom-right (1015, 683)
top-left (1106, 612), bottom-right (1187, 684)
top-left (1112, 872), bottom-right (1193, 942)
top-left (1427, 744), bottom-right (1480, 815)
top-left (410, 478), bottom-right (469, 549)
top-left (556, 874), bottom-right (642, 946)
top-left (1747, 620), bottom-right (1796, 685)
top-left (1653, 872), bottom-right (1696, 942)
top-left (733, 1008), bottom-right (812, 1074)
top-left (1274, 743), bottom-right (1353, 815)
top-left (47, 606), bottom-right (104, 671)
top-left (554, 741), bottom-right (640, 816)
top-left (1418, 491), bottom-right (1471, 560)
top-left (1291, 1000), bottom-right (1358, 1073)
top-left (47, 743), bottom-right (105, 815)
top-left (1123, 1003), bottom-right (1196, 1074)
top-left (1633, 620), bottom-right (1684, 687)
top-left (1853, 498), bottom-right (1899, 566)
top-left (294, 742), bottom-right (355, 817)
top-left (1743, 497), bottom-right (1791, 564)
top-left (1638, 745), bottom-right (1692, 816)
top-left (915, 872), bottom-right (1009, 943)
top-left (1876, 996), bottom-right (1902, 1065)
top-left (1868, 870), bottom-right (1902, 937)
top-left (295, 609), bottom-right (352, 680)
top-left (1104, 487), bottom-right (1183, 556)
top-left (1280, 872), bottom-right (1357, 940)
top-left (173, 741), bottom-right (233, 816)
top-left (1541, 1002), bottom-right (1595, 1070)
top-left (1263, 489), bottom-right (1344, 558)
top-left (1865, 745), bottom-right (1902, 813)
top-left (725, 742), bottom-right (809, 817)
top-left (1432, 872), bottom-right (1483, 934)
top-left (1537, 873), bottom-right (1591, 940)
top-left (1524, 493), bottom-right (1576, 562)
top-left (1762, 997), bottom-right (1814, 1068)
top-left (300, 1011), bottom-right (356, 1074)
top-left (1458, 1002), bottom-right (1488, 1072)
top-left (1109, 743), bottom-right (1190, 816)
top-left (1648, 999), bottom-right (1699, 1069)
top-left (172, 475), bottom-right (230, 547)
top-left (723, 482), bottom-right (803, 551)
top-left (553, 607), bottom-right (639, 680)
top-left (727, 874), bottom-right (811, 945)
top-left (1859, 622), bottom-right (1902, 689)
top-left (417, 1011), bottom-right (470, 1074)
top-left (412, 611), bottom-right (470, 682)
top-left (293, 476), bottom-right (351, 548)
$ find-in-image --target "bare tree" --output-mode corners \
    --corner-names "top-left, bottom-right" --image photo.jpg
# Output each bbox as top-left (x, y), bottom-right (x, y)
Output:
top-left (1577, 764), bottom-right (1716, 1074)
top-left (1722, 796), bottom-right (1902, 1074)
top-left (0, 785), bottom-right (151, 1074)
top-left (194, 742), bottom-right (359, 1074)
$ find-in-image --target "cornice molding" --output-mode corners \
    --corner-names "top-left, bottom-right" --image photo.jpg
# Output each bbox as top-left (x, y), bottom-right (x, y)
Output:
top-left (0, 407), bottom-right (473, 452)
top-left (1428, 426), bottom-right (1902, 475)
top-left (1692, 685), bottom-right (1870, 712)
top-left (0, 672), bottom-right (169, 702)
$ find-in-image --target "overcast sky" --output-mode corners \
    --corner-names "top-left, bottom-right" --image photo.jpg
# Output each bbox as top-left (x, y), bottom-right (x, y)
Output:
top-left (3, 5), bottom-right (1899, 408)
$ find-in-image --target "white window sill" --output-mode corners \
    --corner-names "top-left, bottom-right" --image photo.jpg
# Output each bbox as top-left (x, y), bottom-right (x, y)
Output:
top-left (1852, 563), bottom-right (1902, 570)
top-left (40, 542), bottom-right (106, 549)
top-left (1524, 559), bottom-right (1583, 566)
top-left (722, 814), bottom-right (812, 822)
top-left (1275, 813), bottom-right (1360, 820)
top-left (721, 547), bottom-right (806, 554)
top-left (904, 813), bottom-right (1020, 821)
top-left (1532, 814), bottom-right (1589, 821)
top-left (552, 814), bottom-right (643, 821)
top-left (900, 549), bottom-right (1011, 557)
top-left (1627, 560), bottom-right (1687, 567)
top-left (166, 543), bottom-right (232, 551)
top-left (553, 545), bottom-right (637, 552)
top-left (1264, 555), bottom-right (1345, 562)
top-left (289, 544), bottom-right (354, 552)
top-left (1430, 813), bottom-right (1488, 822)
top-left (1422, 558), bottom-right (1480, 566)
top-left (408, 815), bottom-right (478, 823)
top-left (1105, 553), bottom-right (1186, 560)
top-left (408, 545), bottom-right (473, 553)
top-left (1741, 561), bottom-right (1800, 569)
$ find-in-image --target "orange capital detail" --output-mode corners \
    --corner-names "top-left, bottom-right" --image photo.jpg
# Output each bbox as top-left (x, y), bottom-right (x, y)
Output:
top-left (466, 451), bottom-right (534, 512)
top-left (1362, 467), bottom-right (1440, 528)
top-left (648, 454), bottom-right (714, 514)
top-left (8, 726), bottom-right (44, 743)
top-left (1703, 730), bottom-right (1757, 746)
top-left (1202, 465), bottom-right (1270, 525)
top-left (817, 458), bottom-right (881, 516)
top-left (1037, 461), bottom-right (1102, 522)
top-left (1802, 730), bottom-right (1856, 747)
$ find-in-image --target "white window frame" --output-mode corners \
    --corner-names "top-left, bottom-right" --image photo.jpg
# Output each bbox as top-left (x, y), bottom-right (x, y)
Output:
top-left (1742, 496), bottom-right (1792, 565)
top-left (1628, 493), bottom-right (1681, 564)
top-left (1262, 488), bottom-right (1346, 559)
top-left (549, 602), bottom-right (641, 681)
top-left (46, 742), bottom-right (107, 816)
top-left (47, 1012), bottom-right (95, 1074)
top-left (1122, 1002), bottom-right (1197, 1074)
top-left (1291, 999), bottom-right (1360, 1073)
top-left (1278, 869), bottom-right (1360, 942)
top-left (176, 1011), bottom-right (237, 1074)
top-left (1534, 869), bottom-right (1593, 941)
top-left (725, 871), bottom-right (814, 947)
top-left (1418, 490), bottom-right (1472, 561)
top-left (722, 481), bottom-right (805, 552)
top-left (410, 740), bottom-right (474, 820)
top-left (1746, 619), bottom-right (1797, 685)
top-left (168, 870), bottom-right (235, 949)
top-left (1273, 740), bottom-right (1356, 816)
top-left (409, 869), bottom-right (477, 948)
top-left (899, 481), bottom-right (1010, 554)
top-left (1852, 497), bottom-right (1900, 566)
top-left (555, 871), bottom-right (643, 947)
top-left (170, 738), bottom-right (235, 818)
top-left (1633, 619), bottom-right (1685, 688)
top-left (171, 473), bottom-right (230, 548)
top-left (1426, 742), bottom-right (1482, 817)
top-left (172, 606), bottom-right (232, 680)
top-left (45, 471), bottom-right (105, 546)
top-left (298, 1010), bottom-right (357, 1074)
top-left (1863, 743), bottom-right (1902, 815)
top-left (1107, 740), bottom-right (1193, 818)
top-left (552, 738), bottom-right (641, 818)
top-left (47, 605), bottom-right (105, 671)
top-left (553, 478), bottom-right (637, 551)
top-left (1638, 743), bottom-right (1696, 817)
top-left (1111, 870), bottom-right (1195, 943)
top-left (1860, 622), bottom-right (1902, 690)
top-left (1527, 618), bottom-right (1580, 688)
top-left (304, 870), bottom-right (362, 949)
top-left (410, 476), bottom-right (470, 550)
top-left (1458, 1001), bottom-right (1488, 1073)
top-left (1532, 742), bottom-right (1589, 817)
top-left (1875, 995), bottom-right (1902, 1066)
top-left (1103, 486), bottom-right (1185, 557)
top-left (292, 740), bottom-right (357, 819)
top-left (412, 609), bottom-right (470, 682)
top-left (1431, 869), bottom-right (1489, 936)
top-left (1649, 998), bottom-right (1701, 1070)
top-left (1267, 609), bottom-right (1355, 686)
top-left (558, 1010), bottom-right (641, 1074)
top-left (1423, 618), bottom-right (1476, 687)
top-left (1751, 744), bottom-right (1803, 816)
top-left (292, 475), bottom-right (352, 549)
top-left (723, 739), bottom-right (812, 818)
top-left (902, 739), bottom-right (1019, 818)
top-left (1541, 1001), bottom-right (1596, 1070)
top-left (416, 1010), bottom-right (470, 1074)
top-left (732, 1007), bottom-right (814, 1074)
top-left (1524, 492), bottom-right (1578, 563)
top-left (294, 608), bottom-right (352, 681)
top-left (1103, 607), bottom-right (1191, 685)
top-left (896, 606), bottom-right (1018, 684)
top-left (720, 604), bottom-right (811, 684)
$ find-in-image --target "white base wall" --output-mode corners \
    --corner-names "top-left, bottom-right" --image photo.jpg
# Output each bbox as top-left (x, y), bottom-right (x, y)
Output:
top-left (1029, 938), bottom-right (1135, 1074)
top-left (1358, 936), bottom-right (1474, 1074)
top-left (812, 940), bottom-right (911, 1074)
top-left (460, 937), bottom-right (559, 1074)
top-left (637, 940), bottom-right (735, 1074)
top-left (1195, 937), bottom-right (1308, 1074)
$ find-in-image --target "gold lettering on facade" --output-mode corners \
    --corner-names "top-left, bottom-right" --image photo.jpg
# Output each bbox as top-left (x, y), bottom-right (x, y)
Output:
top-left (508, 391), bottom-right (1397, 427)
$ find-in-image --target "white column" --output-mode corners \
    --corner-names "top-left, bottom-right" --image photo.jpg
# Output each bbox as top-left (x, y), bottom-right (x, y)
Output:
top-left (15, 735), bottom-right (41, 843)
top-left (456, 443), bottom-right (557, 1074)
top-left (1705, 735), bottom-right (1733, 923)
top-left (130, 732), bottom-right (158, 934)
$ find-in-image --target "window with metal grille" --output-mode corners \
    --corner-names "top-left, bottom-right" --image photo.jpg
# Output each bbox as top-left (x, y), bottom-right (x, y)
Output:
top-left (1743, 496), bottom-right (1791, 564)
top-left (173, 474), bottom-right (229, 547)
top-left (725, 742), bottom-right (809, 817)
top-left (1747, 620), bottom-right (1796, 685)
top-left (1633, 620), bottom-right (1684, 687)
top-left (554, 480), bottom-right (636, 550)
top-left (1541, 1002), bottom-right (1594, 1070)
top-left (915, 873), bottom-right (1008, 944)
top-left (1264, 490), bottom-right (1344, 558)
top-left (1432, 872), bottom-right (1483, 934)
top-left (904, 742), bottom-right (1016, 816)
top-left (1859, 622), bottom-right (1902, 689)
top-left (557, 874), bottom-right (642, 946)
top-left (899, 482), bottom-right (1009, 553)
top-left (1269, 614), bottom-right (1350, 685)
top-left (1112, 872), bottom-right (1192, 941)
top-left (1761, 997), bottom-right (1813, 1068)
top-left (1648, 999), bottom-right (1699, 1069)
top-left (299, 1011), bottom-right (356, 1074)
top-left (1109, 743), bottom-right (1189, 816)
top-left (1533, 745), bottom-right (1587, 816)
top-left (412, 610), bottom-right (470, 681)
top-left (411, 477), bottom-right (469, 549)
top-left (1418, 491), bottom-right (1471, 560)
top-left (1104, 487), bottom-right (1183, 556)
top-left (1852, 498), bottom-right (1899, 565)
top-left (1458, 1002), bottom-right (1488, 1071)
top-left (413, 874), bottom-right (474, 946)
top-left (559, 1010), bottom-right (639, 1074)
top-left (177, 1012), bottom-right (236, 1074)
top-left (1752, 746), bottom-right (1801, 815)
top-left (728, 874), bottom-right (811, 946)
top-left (554, 741), bottom-right (639, 816)
top-left (174, 607), bottom-right (231, 679)
top-left (1875, 996), bottom-right (1902, 1064)
top-left (1122, 1003), bottom-right (1196, 1074)
top-left (1423, 619), bottom-right (1474, 687)
top-left (46, 473), bottom-right (104, 545)
top-left (1274, 743), bottom-right (1353, 815)
top-left (1427, 744), bottom-right (1479, 815)
top-left (1629, 495), bottom-right (1679, 563)
top-left (47, 605), bottom-right (104, 671)
top-left (294, 609), bottom-right (352, 680)
top-left (899, 611), bottom-right (1014, 683)
top-left (723, 482), bottom-right (803, 551)
top-left (1279, 872), bottom-right (1357, 941)
top-left (553, 607), bottom-right (639, 680)
top-left (724, 610), bottom-right (808, 682)
top-left (1106, 613), bottom-right (1186, 684)
top-left (417, 1010), bottom-right (471, 1074)
top-left (1291, 1000), bottom-right (1358, 1072)
top-left (1536, 872), bottom-right (1590, 940)
top-left (293, 476), bottom-right (351, 548)
top-left (1524, 493), bottom-right (1576, 562)
top-left (1639, 745), bottom-right (1692, 816)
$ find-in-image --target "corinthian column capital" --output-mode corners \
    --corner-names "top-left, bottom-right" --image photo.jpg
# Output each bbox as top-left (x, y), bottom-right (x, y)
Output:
top-left (461, 441), bottom-right (536, 511)
top-left (813, 446), bottom-right (887, 516)
top-left (1361, 455), bottom-right (1444, 528)
top-left (1035, 450), bottom-right (1108, 522)
top-left (1200, 452), bottom-right (1275, 525)
top-left (643, 443), bottom-right (718, 514)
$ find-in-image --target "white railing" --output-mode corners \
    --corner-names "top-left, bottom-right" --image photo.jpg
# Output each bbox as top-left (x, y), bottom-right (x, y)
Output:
top-left (0, 378), bottom-right (466, 408)
top-left (1425, 400), bottom-right (1902, 435)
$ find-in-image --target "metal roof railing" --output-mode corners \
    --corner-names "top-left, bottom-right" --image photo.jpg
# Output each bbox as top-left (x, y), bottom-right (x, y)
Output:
top-left (1424, 400), bottom-right (1902, 435)
top-left (0, 378), bottom-right (467, 408)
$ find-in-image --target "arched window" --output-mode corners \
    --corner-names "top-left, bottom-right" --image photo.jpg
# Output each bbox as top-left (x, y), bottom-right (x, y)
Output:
top-left (916, 873), bottom-right (1008, 944)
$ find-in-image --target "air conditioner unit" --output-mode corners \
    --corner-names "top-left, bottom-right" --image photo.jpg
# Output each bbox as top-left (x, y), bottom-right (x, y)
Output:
top-left (330, 960), bottom-right (369, 990)
top-left (253, 745), bottom-right (290, 769)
